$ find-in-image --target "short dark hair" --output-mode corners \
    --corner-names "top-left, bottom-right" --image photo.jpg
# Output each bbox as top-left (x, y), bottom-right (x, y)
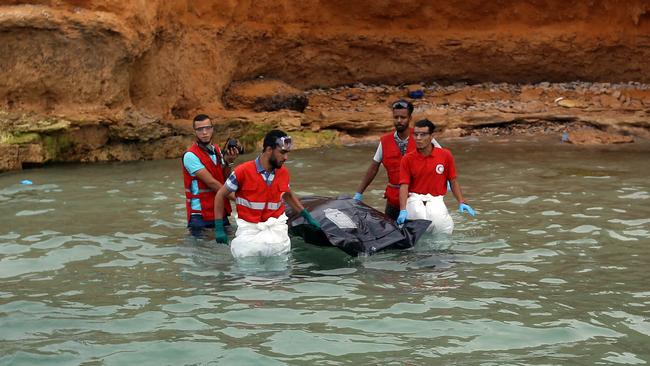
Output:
top-left (263, 129), bottom-right (288, 151)
top-left (414, 119), bottom-right (435, 134)
top-left (391, 99), bottom-right (414, 116)
top-left (192, 114), bottom-right (210, 129)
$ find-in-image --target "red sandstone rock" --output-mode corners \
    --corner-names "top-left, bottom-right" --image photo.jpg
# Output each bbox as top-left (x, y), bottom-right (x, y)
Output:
top-left (1, 1), bottom-right (650, 171)
top-left (0, 144), bottom-right (20, 170)
top-left (18, 143), bottom-right (45, 163)
top-left (223, 80), bottom-right (308, 112)
top-left (1, 1), bottom-right (650, 119)
top-left (599, 94), bottom-right (623, 108)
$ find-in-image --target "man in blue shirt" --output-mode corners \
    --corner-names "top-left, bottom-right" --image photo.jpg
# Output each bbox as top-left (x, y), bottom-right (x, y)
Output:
top-left (182, 114), bottom-right (239, 237)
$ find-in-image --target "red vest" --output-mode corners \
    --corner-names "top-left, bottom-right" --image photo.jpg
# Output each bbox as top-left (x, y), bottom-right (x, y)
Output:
top-left (380, 130), bottom-right (415, 207)
top-left (182, 143), bottom-right (231, 221)
top-left (234, 160), bottom-right (290, 224)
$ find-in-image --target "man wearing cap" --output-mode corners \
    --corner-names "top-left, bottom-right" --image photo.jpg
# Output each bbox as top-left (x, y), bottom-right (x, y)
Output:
top-left (213, 129), bottom-right (321, 257)
top-left (182, 114), bottom-right (239, 237)
top-left (354, 99), bottom-right (442, 220)
top-left (397, 119), bottom-right (475, 234)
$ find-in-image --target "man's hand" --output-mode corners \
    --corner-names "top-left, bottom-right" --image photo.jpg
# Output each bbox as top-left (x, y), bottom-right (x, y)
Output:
top-left (300, 209), bottom-right (321, 230)
top-left (223, 147), bottom-right (239, 166)
top-left (214, 220), bottom-right (229, 245)
top-left (396, 209), bottom-right (408, 225)
top-left (459, 203), bottom-right (476, 217)
top-left (353, 192), bottom-right (363, 201)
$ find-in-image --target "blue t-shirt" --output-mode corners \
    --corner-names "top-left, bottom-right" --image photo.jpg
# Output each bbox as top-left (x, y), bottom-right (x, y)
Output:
top-left (183, 151), bottom-right (217, 212)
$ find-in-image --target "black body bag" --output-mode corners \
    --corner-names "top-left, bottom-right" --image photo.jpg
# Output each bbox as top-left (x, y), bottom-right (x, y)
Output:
top-left (286, 196), bottom-right (431, 256)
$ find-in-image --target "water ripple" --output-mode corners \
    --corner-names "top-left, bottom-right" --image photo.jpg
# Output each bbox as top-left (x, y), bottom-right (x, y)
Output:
top-left (0, 142), bottom-right (648, 364)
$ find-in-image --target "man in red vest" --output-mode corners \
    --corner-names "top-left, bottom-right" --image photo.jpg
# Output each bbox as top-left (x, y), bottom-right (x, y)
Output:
top-left (182, 114), bottom-right (239, 237)
top-left (213, 130), bottom-right (320, 256)
top-left (354, 100), bottom-right (442, 220)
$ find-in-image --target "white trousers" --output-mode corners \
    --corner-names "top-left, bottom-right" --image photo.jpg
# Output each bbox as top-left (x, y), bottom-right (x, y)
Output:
top-left (230, 214), bottom-right (291, 258)
top-left (406, 193), bottom-right (454, 235)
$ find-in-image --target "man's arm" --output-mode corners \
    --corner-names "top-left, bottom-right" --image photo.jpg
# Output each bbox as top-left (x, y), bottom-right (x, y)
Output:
top-left (283, 190), bottom-right (305, 213)
top-left (446, 152), bottom-right (464, 204)
top-left (355, 160), bottom-right (380, 195)
top-left (399, 184), bottom-right (409, 210)
top-left (184, 152), bottom-right (225, 192)
top-left (213, 184), bottom-right (231, 244)
top-left (213, 184), bottom-right (230, 221)
top-left (284, 190), bottom-right (321, 229)
top-left (398, 154), bottom-right (412, 211)
top-left (214, 171), bottom-right (238, 244)
top-left (395, 154), bottom-right (411, 224)
top-left (355, 143), bottom-right (383, 197)
top-left (194, 169), bottom-right (224, 192)
top-left (396, 184), bottom-right (410, 224)
top-left (451, 178), bottom-right (476, 216)
top-left (449, 178), bottom-right (465, 204)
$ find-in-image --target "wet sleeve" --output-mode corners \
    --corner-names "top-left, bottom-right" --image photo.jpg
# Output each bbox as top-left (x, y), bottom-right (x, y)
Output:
top-left (225, 170), bottom-right (239, 192)
top-left (372, 143), bottom-right (382, 163)
top-left (447, 150), bottom-right (457, 180)
top-left (399, 155), bottom-right (411, 185)
top-left (183, 152), bottom-right (205, 176)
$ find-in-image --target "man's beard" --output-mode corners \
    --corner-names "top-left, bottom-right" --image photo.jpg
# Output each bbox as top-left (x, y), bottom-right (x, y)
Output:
top-left (269, 154), bottom-right (283, 169)
top-left (417, 142), bottom-right (431, 153)
top-left (197, 140), bottom-right (215, 155)
top-left (395, 123), bottom-right (407, 133)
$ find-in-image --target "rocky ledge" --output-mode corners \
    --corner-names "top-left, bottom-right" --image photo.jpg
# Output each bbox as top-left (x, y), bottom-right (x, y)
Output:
top-left (1, 80), bottom-right (649, 172)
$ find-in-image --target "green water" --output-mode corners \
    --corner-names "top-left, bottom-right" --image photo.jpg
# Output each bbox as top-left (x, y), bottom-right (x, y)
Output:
top-left (1, 137), bottom-right (649, 365)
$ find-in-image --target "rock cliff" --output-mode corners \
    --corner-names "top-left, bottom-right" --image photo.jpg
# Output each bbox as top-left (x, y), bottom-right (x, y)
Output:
top-left (1, 1), bottom-right (649, 170)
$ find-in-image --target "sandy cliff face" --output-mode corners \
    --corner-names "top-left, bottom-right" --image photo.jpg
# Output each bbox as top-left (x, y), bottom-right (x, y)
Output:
top-left (2, 0), bottom-right (649, 117)
top-left (0, 1), bottom-right (649, 170)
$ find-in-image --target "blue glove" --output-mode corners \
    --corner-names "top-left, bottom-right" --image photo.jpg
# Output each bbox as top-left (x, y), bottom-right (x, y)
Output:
top-left (396, 209), bottom-right (408, 225)
top-left (446, 181), bottom-right (452, 192)
top-left (214, 220), bottom-right (229, 245)
top-left (301, 209), bottom-right (321, 230)
top-left (353, 192), bottom-right (363, 201)
top-left (459, 203), bottom-right (476, 217)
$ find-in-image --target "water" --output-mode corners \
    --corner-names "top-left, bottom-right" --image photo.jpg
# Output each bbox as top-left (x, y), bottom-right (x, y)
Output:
top-left (1, 137), bottom-right (649, 365)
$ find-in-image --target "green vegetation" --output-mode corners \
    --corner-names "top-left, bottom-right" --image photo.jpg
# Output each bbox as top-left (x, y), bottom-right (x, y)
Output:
top-left (238, 123), bottom-right (270, 152)
top-left (0, 131), bottom-right (71, 161)
top-left (0, 132), bottom-right (40, 144)
top-left (232, 122), bottom-right (339, 152)
top-left (289, 129), bottom-right (339, 149)
top-left (42, 134), bottom-right (72, 160)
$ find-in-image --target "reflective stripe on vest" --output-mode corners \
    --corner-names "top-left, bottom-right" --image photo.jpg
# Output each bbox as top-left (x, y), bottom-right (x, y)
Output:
top-left (236, 197), bottom-right (282, 210)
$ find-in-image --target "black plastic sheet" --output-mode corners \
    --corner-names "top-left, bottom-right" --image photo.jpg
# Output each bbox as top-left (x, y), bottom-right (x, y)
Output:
top-left (287, 196), bottom-right (431, 256)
